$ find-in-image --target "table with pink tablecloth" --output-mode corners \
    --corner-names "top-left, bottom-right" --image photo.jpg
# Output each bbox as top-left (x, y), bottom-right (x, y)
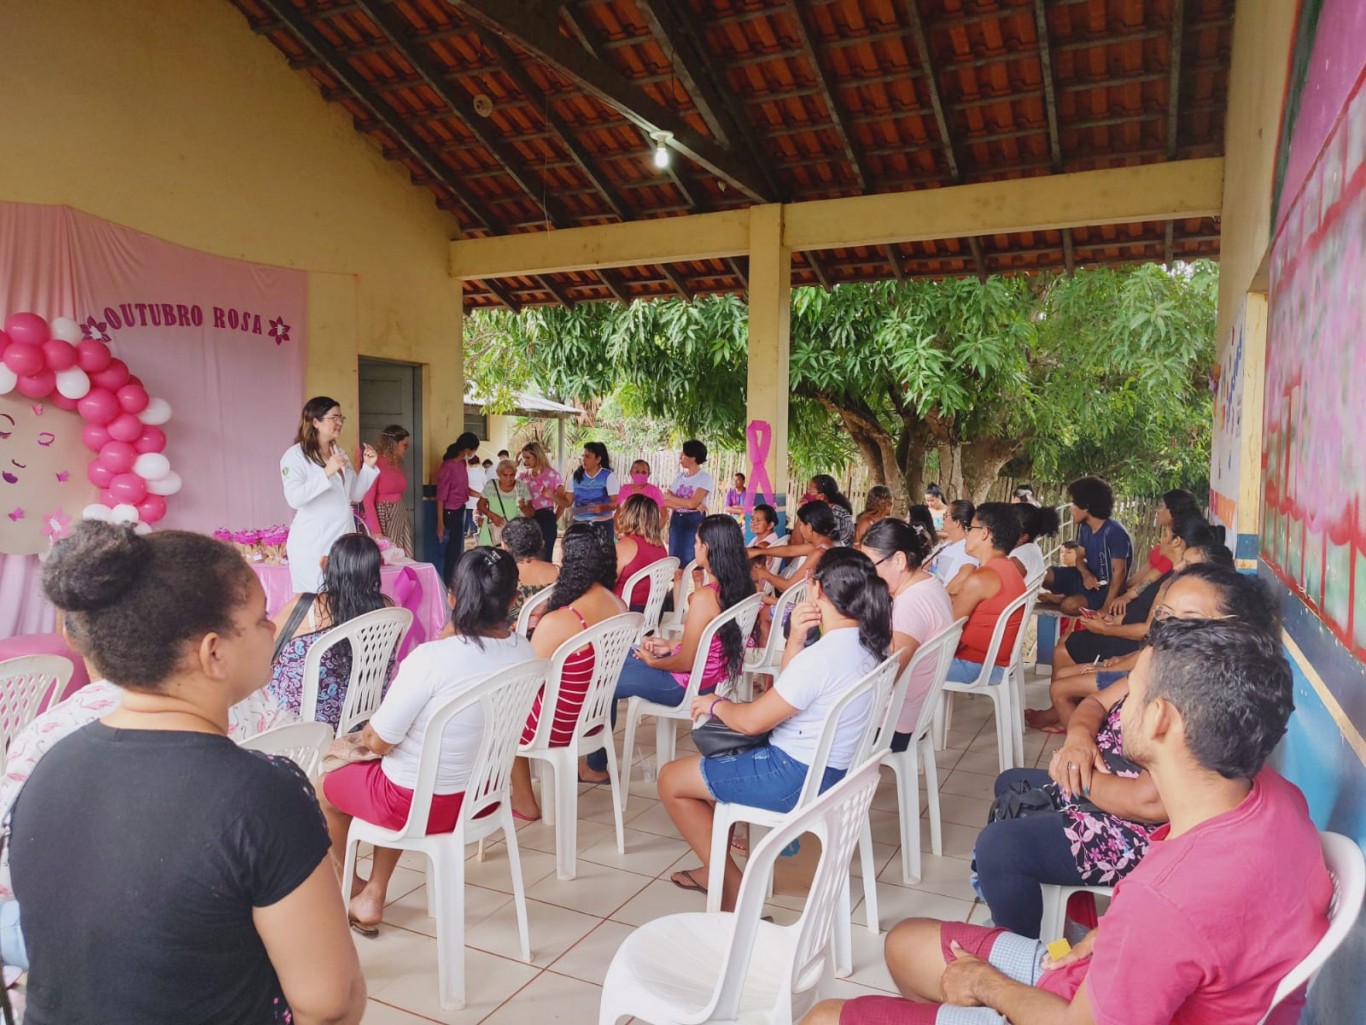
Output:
top-left (0, 632), bottom-right (91, 704)
top-left (250, 559), bottom-right (447, 660)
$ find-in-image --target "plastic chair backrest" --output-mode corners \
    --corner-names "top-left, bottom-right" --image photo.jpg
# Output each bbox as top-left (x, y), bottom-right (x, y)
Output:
top-left (686, 592), bottom-right (764, 703)
top-left (516, 585), bottom-right (556, 639)
top-left (1025, 568), bottom-right (1046, 590)
top-left (793, 652), bottom-right (900, 808)
top-left (781, 554), bottom-right (808, 580)
top-left (848, 653), bottom-right (906, 764)
top-left (523, 613), bottom-right (642, 750)
top-left (1256, 832), bottom-right (1366, 1024)
top-left (901, 618), bottom-right (969, 742)
top-left (709, 757), bottom-right (883, 1021)
top-left (239, 720), bottom-right (335, 780)
top-left (0, 655), bottom-right (74, 760)
top-left (749, 579), bottom-right (808, 668)
top-left (618, 557), bottom-right (679, 637)
top-left (969, 581), bottom-right (1040, 685)
top-left (391, 658), bottom-right (549, 839)
top-left (300, 606), bottom-right (412, 732)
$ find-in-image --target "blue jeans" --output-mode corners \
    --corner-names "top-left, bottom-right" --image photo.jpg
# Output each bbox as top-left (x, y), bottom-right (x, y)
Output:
top-left (948, 658), bottom-right (1006, 684)
top-left (1, 900), bottom-right (26, 969)
top-left (700, 743), bottom-right (844, 813)
top-left (669, 510), bottom-right (704, 565)
top-left (974, 769), bottom-right (1084, 938)
top-left (585, 653), bottom-right (687, 772)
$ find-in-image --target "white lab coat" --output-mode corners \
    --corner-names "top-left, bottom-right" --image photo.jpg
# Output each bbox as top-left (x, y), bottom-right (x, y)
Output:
top-left (280, 443), bottom-right (379, 592)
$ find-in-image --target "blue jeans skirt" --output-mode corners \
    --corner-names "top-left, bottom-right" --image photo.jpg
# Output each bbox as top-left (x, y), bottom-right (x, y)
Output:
top-left (699, 742), bottom-right (845, 813)
top-left (669, 510), bottom-right (704, 565)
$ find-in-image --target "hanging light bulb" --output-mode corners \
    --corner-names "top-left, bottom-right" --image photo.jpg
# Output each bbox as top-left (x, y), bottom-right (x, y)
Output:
top-left (650, 130), bottom-right (673, 170)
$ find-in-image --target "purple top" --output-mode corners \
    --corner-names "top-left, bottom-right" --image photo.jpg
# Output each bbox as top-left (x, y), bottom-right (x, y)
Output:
top-left (436, 458), bottom-right (469, 507)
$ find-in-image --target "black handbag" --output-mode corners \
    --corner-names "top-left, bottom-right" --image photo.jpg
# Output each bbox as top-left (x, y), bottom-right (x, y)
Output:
top-left (692, 715), bottom-right (770, 758)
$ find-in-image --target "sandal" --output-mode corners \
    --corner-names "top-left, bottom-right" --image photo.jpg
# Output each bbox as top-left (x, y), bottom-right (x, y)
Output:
top-left (670, 868), bottom-right (707, 894)
top-left (348, 917), bottom-right (379, 938)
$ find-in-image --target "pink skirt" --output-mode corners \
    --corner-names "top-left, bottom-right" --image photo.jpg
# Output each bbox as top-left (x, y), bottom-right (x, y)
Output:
top-left (323, 759), bottom-right (467, 834)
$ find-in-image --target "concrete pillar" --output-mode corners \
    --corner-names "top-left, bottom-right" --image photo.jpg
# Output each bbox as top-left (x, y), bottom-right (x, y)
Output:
top-left (1209, 289), bottom-right (1267, 569)
top-left (745, 204), bottom-right (791, 522)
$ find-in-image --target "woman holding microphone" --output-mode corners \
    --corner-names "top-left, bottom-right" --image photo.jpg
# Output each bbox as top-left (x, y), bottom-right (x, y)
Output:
top-left (281, 396), bottom-right (379, 592)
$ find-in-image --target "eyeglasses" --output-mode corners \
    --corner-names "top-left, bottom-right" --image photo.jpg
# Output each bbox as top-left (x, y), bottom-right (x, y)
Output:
top-left (967, 524), bottom-right (987, 534)
top-left (323, 414), bottom-right (346, 425)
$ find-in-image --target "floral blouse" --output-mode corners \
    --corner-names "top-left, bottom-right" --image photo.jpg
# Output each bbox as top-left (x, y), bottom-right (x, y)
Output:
top-left (517, 465), bottom-right (563, 512)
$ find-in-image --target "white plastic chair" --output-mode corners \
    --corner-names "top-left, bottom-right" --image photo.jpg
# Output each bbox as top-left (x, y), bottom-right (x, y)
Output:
top-left (599, 757), bottom-right (884, 1025)
top-left (520, 612), bottom-right (642, 880)
top-left (0, 654), bottom-right (73, 761)
top-left (340, 658), bottom-right (548, 1010)
top-left (620, 592), bottom-right (765, 807)
top-left (1256, 832), bottom-right (1365, 1024)
top-left (618, 557), bottom-right (679, 640)
top-left (936, 580), bottom-right (1042, 770)
top-left (881, 618), bottom-right (968, 883)
top-left (1039, 883), bottom-right (1114, 942)
top-left (516, 584), bottom-right (556, 639)
top-left (300, 606), bottom-right (412, 734)
top-left (657, 559), bottom-right (701, 640)
top-left (239, 720), bottom-right (335, 781)
top-left (780, 554), bottom-right (808, 580)
top-left (706, 653), bottom-right (902, 976)
top-left (741, 579), bottom-right (808, 689)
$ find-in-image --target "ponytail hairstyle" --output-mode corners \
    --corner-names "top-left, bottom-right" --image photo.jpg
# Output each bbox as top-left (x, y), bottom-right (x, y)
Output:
top-left (375, 424), bottom-right (410, 465)
top-left (796, 500), bottom-right (837, 541)
top-left (810, 473), bottom-right (853, 513)
top-left (863, 485), bottom-right (894, 517)
top-left (319, 534), bottom-right (388, 626)
top-left (445, 432), bottom-right (480, 462)
top-left (812, 547), bottom-right (892, 660)
top-left (294, 395), bottom-right (340, 467)
top-left (43, 521), bottom-right (256, 690)
top-left (907, 504), bottom-right (937, 539)
top-left (451, 546), bottom-right (519, 647)
top-left (548, 523), bottom-right (616, 611)
top-left (573, 442), bottom-right (612, 483)
top-left (862, 517), bottom-right (933, 571)
top-left (1017, 504), bottom-right (1061, 543)
top-left (696, 514), bottom-right (757, 678)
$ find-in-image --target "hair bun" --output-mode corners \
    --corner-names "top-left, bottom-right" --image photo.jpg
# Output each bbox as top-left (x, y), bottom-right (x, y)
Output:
top-left (42, 521), bottom-right (150, 612)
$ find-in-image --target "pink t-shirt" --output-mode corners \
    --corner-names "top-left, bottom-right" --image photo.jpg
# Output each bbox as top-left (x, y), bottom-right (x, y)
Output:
top-left (518, 465), bottom-right (563, 512)
top-left (1073, 769), bottom-right (1331, 1025)
top-left (891, 575), bottom-right (954, 734)
top-left (619, 481), bottom-right (666, 510)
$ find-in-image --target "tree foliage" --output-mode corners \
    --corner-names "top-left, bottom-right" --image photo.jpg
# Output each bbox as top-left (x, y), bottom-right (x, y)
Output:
top-left (465, 261), bottom-right (1218, 502)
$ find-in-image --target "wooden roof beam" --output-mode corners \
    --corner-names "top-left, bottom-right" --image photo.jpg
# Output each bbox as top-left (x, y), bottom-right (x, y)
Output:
top-left (894, 0), bottom-right (962, 183)
top-left (788, 4), bottom-right (873, 194)
top-left (883, 245), bottom-right (906, 283)
top-left (455, 0), bottom-right (770, 202)
top-left (804, 252), bottom-right (834, 292)
top-left (967, 237), bottom-right (988, 282)
top-left (253, 0), bottom-right (498, 236)
top-left (1167, 0), bottom-right (1186, 158)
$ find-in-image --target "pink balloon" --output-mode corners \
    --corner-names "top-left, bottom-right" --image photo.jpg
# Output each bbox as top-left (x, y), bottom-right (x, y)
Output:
top-left (116, 383), bottom-right (149, 414)
top-left (99, 487), bottom-right (118, 508)
top-left (41, 338), bottom-right (78, 371)
top-left (82, 423), bottom-right (111, 452)
top-left (50, 391), bottom-right (79, 412)
top-left (87, 461), bottom-right (115, 488)
top-left (107, 411), bottom-right (144, 442)
top-left (4, 313), bottom-right (49, 347)
top-left (16, 369), bottom-right (55, 399)
top-left (99, 440), bottom-right (138, 474)
top-left (133, 424), bottom-right (167, 454)
top-left (89, 358), bottom-right (130, 392)
top-left (136, 494), bottom-right (167, 524)
top-left (77, 387), bottom-right (120, 425)
top-left (75, 339), bottom-right (112, 373)
top-left (109, 473), bottom-right (148, 505)
top-left (2, 343), bottom-right (44, 377)
top-left (0, 330), bottom-right (9, 358)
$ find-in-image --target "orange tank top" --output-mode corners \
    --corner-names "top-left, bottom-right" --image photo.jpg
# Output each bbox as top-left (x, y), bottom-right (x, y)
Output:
top-left (956, 557), bottom-right (1026, 667)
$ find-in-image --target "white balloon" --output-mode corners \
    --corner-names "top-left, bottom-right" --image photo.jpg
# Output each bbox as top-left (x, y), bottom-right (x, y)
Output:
top-left (138, 398), bottom-right (172, 425)
top-left (55, 366), bottom-right (91, 400)
top-left (0, 366), bottom-right (16, 396)
top-left (50, 317), bottom-right (83, 344)
top-left (133, 452), bottom-right (171, 481)
top-left (110, 503), bottom-right (140, 525)
top-left (146, 470), bottom-right (182, 496)
top-left (133, 522), bottom-right (152, 535)
top-left (82, 503), bottom-right (113, 522)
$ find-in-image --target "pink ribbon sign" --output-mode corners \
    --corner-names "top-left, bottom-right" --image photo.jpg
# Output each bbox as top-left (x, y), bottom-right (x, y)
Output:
top-left (742, 419), bottom-right (776, 513)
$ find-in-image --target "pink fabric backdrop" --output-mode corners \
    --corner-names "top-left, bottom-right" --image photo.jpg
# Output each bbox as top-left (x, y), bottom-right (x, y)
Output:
top-left (0, 202), bottom-right (306, 637)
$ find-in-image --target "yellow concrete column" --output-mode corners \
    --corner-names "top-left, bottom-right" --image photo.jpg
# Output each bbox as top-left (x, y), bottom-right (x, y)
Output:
top-left (746, 204), bottom-right (791, 514)
top-left (306, 271), bottom-right (361, 453)
top-left (424, 279), bottom-right (465, 484)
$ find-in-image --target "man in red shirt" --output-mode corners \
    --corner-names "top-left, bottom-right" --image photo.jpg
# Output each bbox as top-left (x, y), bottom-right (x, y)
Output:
top-left (802, 616), bottom-right (1332, 1025)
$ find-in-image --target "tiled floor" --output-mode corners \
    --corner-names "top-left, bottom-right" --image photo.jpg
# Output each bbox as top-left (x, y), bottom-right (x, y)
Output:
top-left (356, 677), bottom-right (1067, 1024)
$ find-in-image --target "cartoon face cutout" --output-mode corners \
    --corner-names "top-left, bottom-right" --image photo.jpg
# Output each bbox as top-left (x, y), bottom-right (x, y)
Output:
top-left (0, 394), bottom-right (94, 556)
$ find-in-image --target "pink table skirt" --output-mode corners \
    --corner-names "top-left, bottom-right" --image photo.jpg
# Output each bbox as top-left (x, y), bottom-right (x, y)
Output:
top-left (0, 632), bottom-right (92, 705)
top-left (251, 560), bottom-right (447, 660)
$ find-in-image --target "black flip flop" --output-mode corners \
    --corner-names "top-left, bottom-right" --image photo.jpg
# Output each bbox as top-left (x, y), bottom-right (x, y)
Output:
top-left (348, 917), bottom-right (379, 938)
top-left (670, 869), bottom-right (707, 894)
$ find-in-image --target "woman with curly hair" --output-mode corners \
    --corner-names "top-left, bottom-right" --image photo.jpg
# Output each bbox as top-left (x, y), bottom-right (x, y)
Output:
top-left (582, 515), bottom-right (756, 782)
top-left (854, 484), bottom-right (895, 545)
top-left (360, 424), bottom-right (412, 555)
top-left (806, 473), bottom-right (855, 545)
top-left (509, 524), bottom-right (626, 819)
top-left (659, 547), bottom-right (891, 909)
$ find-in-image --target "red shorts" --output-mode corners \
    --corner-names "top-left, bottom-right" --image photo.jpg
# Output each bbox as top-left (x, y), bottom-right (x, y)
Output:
top-left (323, 759), bottom-right (466, 834)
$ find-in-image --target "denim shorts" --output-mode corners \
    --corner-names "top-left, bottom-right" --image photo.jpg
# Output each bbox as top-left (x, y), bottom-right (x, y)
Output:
top-left (699, 742), bottom-right (845, 813)
top-left (1046, 567), bottom-right (1107, 610)
top-left (1096, 670), bottom-right (1127, 689)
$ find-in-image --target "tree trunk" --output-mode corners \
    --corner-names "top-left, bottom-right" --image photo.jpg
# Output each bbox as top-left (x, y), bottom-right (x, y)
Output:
top-left (896, 418), bottom-right (934, 510)
top-left (935, 443), bottom-right (966, 500)
top-left (961, 436), bottom-right (1027, 504)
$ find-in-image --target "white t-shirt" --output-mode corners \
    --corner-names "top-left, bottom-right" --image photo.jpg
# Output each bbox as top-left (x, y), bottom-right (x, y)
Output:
top-left (931, 538), bottom-right (978, 587)
top-left (891, 577), bottom-right (954, 734)
top-left (1010, 541), bottom-right (1046, 584)
top-left (466, 466), bottom-right (487, 510)
top-left (771, 627), bottom-right (878, 770)
top-left (670, 468), bottom-right (715, 514)
top-left (369, 633), bottom-right (535, 793)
